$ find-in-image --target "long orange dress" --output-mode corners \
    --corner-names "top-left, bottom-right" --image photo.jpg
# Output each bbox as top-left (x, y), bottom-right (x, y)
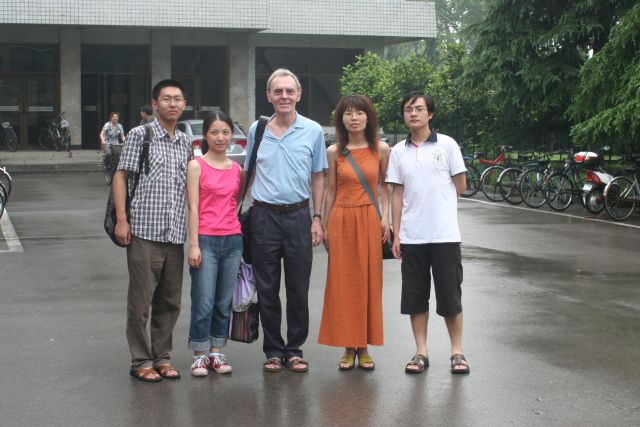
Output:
top-left (318, 147), bottom-right (383, 347)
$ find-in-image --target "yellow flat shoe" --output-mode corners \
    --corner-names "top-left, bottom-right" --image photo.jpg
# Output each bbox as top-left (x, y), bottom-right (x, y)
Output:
top-left (357, 353), bottom-right (375, 371)
top-left (338, 353), bottom-right (355, 370)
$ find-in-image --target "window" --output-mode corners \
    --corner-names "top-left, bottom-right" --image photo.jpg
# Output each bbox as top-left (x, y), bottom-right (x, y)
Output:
top-left (255, 47), bottom-right (363, 124)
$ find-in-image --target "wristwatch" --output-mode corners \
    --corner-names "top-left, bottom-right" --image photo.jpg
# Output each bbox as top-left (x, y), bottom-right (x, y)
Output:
top-left (312, 213), bottom-right (322, 220)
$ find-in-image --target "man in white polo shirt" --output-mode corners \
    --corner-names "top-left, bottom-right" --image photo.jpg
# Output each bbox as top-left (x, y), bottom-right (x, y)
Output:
top-left (386, 91), bottom-right (470, 375)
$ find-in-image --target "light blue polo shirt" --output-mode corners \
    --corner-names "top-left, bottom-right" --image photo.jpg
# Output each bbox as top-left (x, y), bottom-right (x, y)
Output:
top-left (246, 113), bottom-right (327, 204)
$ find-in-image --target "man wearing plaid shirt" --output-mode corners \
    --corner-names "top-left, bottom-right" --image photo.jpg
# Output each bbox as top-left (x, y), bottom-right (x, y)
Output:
top-left (113, 79), bottom-right (192, 382)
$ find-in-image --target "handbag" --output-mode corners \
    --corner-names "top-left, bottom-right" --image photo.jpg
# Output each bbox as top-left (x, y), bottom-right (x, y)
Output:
top-left (104, 124), bottom-right (152, 247)
top-left (231, 261), bottom-right (258, 312)
top-left (342, 148), bottom-right (395, 259)
top-left (228, 303), bottom-right (260, 343)
top-left (238, 116), bottom-right (269, 263)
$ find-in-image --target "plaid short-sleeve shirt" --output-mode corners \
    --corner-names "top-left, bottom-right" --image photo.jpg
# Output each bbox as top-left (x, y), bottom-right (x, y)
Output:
top-left (117, 120), bottom-right (193, 244)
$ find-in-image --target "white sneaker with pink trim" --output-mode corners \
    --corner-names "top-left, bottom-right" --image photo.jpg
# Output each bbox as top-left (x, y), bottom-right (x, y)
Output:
top-left (191, 355), bottom-right (209, 377)
top-left (208, 353), bottom-right (232, 374)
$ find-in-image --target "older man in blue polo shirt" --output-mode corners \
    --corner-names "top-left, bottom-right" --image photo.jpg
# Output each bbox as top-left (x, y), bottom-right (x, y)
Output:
top-left (245, 68), bottom-right (327, 373)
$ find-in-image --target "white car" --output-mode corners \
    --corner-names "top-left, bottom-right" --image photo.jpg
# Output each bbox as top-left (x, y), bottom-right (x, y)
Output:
top-left (177, 119), bottom-right (247, 166)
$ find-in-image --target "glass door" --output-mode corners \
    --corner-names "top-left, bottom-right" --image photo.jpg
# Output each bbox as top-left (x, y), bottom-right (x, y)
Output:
top-left (26, 76), bottom-right (57, 147)
top-left (0, 76), bottom-right (22, 147)
top-left (81, 74), bottom-right (148, 148)
top-left (0, 75), bottom-right (57, 149)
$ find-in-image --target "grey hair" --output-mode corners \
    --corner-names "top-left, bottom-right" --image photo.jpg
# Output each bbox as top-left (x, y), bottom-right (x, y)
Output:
top-left (266, 68), bottom-right (302, 92)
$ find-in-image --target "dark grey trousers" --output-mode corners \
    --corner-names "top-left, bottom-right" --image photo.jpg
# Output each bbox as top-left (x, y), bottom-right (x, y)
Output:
top-left (250, 205), bottom-right (313, 359)
top-left (126, 237), bottom-right (184, 370)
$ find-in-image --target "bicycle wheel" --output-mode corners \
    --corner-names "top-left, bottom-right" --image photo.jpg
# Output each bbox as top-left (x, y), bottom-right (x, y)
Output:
top-left (38, 130), bottom-right (49, 150)
top-left (480, 166), bottom-right (505, 202)
top-left (604, 177), bottom-right (637, 221)
top-left (103, 154), bottom-right (113, 185)
top-left (0, 187), bottom-right (5, 219)
top-left (584, 187), bottom-right (605, 215)
top-left (0, 168), bottom-right (12, 197)
top-left (52, 128), bottom-right (63, 152)
top-left (545, 172), bottom-right (574, 211)
top-left (461, 163), bottom-right (480, 198)
top-left (498, 167), bottom-right (523, 205)
top-left (61, 128), bottom-right (71, 152)
top-left (5, 129), bottom-right (18, 152)
top-left (520, 168), bottom-right (547, 208)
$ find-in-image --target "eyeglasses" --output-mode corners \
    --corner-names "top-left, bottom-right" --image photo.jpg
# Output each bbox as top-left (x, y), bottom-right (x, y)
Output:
top-left (404, 106), bottom-right (427, 114)
top-left (158, 96), bottom-right (185, 105)
top-left (270, 88), bottom-right (298, 96)
top-left (343, 111), bottom-right (367, 118)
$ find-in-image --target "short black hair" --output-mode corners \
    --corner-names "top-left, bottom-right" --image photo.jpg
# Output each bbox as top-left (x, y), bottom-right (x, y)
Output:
top-left (152, 79), bottom-right (186, 101)
top-left (400, 91), bottom-right (435, 117)
top-left (140, 105), bottom-right (152, 115)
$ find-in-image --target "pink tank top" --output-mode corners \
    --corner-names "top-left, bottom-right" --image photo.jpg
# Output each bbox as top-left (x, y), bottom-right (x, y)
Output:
top-left (197, 157), bottom-right (241, 236)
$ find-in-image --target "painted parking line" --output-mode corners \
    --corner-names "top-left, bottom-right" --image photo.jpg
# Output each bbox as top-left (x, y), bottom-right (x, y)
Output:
top-left (0, 211), bottom-right (24, 252)
top-left (460, 198), bottom-right (640, 229)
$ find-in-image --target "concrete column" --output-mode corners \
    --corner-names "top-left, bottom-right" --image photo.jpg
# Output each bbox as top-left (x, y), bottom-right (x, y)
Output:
top-left (228, 33), bottom-right (254, 130)
top-left (60, 29), bottom-right (81, 150)
top-left (150, 30), bottom-right (172, 91)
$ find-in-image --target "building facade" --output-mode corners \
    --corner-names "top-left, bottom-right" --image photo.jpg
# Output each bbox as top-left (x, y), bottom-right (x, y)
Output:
top-left (0, 0), bottom-right (435, 149)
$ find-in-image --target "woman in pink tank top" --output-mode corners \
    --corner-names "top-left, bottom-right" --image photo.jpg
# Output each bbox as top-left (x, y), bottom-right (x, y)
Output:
top-left (186, 111), bottom-right (243, 377)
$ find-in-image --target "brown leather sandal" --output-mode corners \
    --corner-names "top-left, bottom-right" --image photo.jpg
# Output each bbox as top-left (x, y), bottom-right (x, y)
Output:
top-left (155, 364), bottom-right (181, 379)
top-left (450, 353), bottom-right (470, 374)
top-left (263, 357), bottom-right (283, 372)
top-left (286, 357), bottom-right (309, 373)
top-left (129, 367), bottom-right (162, 382)
top-left (405, 354), bottom-right (429, 374)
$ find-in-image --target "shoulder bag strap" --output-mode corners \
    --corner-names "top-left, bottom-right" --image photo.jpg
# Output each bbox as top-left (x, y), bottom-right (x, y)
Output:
top-left (130, 124), bottom-right (152, 200)
top-left (238, 116), bottom-right (269, 215)
top-left (342, 148), bottom-right (382, 219)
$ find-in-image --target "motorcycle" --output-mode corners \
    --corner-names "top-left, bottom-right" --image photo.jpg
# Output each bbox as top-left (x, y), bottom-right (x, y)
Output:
top-left (579, 146), bottom-right (614, 214)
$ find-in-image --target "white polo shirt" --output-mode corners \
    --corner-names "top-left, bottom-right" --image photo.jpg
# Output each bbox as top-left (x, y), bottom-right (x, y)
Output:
top-left (386, 131), bottom-right (466, 244)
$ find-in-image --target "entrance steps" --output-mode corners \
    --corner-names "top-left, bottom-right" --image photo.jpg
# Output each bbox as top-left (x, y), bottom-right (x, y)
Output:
top-left (0, 148), bottom-right (103, 173)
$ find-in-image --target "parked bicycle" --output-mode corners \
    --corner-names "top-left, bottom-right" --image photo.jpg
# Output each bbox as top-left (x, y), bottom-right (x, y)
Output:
top-left (495, 146), bottom-right (550, 205)
top-left (38, 113), bottom-right (70, 151)
top-left (0, 166), bottom-right (13, 219)
top-left (103, 144), bottom-right (123, 185)
top-left (543, 147), bottom-right (609, 212)
top-left (459, 143), bottom-right (481, 197)
top-left (478, 145), bottom-right (514, 202)
top-left (1, 121), bottom-right (18, 152)
top-left (59, 113), bottom-right (71, 152)
top-left (518, 159), bottom-right (557, 208)
top-left (603, 153), bottom-right (640, 221)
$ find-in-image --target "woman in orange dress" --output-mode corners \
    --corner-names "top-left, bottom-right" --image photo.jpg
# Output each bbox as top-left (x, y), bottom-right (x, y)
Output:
top-left (318, 94), bottom-right (391, 370)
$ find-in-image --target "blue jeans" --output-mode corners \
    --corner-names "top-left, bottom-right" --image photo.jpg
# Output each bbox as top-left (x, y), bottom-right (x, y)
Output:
top-left (188, 234), bottom-right (243, 351)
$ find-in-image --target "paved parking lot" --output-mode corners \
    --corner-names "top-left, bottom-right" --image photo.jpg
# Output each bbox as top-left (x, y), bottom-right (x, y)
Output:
top-left (1, 172), bottom-right (639, 426)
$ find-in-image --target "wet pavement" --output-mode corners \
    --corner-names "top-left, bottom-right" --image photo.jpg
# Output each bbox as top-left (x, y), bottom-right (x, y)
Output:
top-left (1, 172), bottom-right (639, 426)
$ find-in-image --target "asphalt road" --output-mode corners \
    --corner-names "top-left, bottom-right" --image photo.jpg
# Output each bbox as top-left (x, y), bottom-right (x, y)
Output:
top-left (1, 172), bottom-right (639, 426)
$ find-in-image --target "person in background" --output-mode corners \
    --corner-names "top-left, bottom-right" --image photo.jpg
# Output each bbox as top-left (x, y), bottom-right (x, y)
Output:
top-left (318, 94), bottom-right (390, 371)
top-left (139, 105), bottom-right (154, 125)
top-left (186, 111), bottom-right (243, 377)
top-left (100, 112), bottom-right (125, 154)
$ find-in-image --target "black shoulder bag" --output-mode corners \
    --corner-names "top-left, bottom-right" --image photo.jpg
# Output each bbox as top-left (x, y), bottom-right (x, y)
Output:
top-left (342, 148), bottom-right (395, 259)
top-left (104, 124), bottom-right (152, 247)
top-left (238, 116), bottom-right (269, 263)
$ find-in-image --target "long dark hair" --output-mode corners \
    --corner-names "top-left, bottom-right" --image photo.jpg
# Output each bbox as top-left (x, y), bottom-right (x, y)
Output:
top-left (201, 110), bottom-right (234, 154)
top-left (334, 94), bottom-right (378, 154)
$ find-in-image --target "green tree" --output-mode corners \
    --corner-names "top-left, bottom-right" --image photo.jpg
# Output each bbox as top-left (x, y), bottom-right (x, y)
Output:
top-left (464, 0), bottom-right (635, 150)
top-left (341, 52), bottom-right (434, 134)
top-left (569, 3), bottom-right (640, 152)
